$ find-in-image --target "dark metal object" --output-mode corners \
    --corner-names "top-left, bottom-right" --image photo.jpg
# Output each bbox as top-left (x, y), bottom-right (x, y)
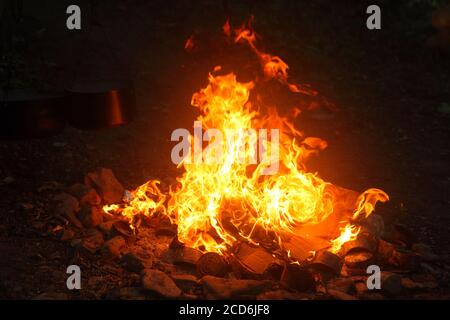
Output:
top-left (0, 89), bottom-right (66, 139)
top-left (64, 81), bottom-right (136, 130)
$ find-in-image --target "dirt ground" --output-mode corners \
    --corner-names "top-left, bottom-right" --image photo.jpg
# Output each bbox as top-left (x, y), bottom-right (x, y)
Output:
top-left (0, 0), bottom-right (449, 299)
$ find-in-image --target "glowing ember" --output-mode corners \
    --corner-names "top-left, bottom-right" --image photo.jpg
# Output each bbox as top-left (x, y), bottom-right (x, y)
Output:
top-left (103, 20), bottom-right (389, 260)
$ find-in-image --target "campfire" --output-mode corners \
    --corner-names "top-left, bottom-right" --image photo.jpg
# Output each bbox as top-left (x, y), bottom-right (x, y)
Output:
top-left (48, 19), bottom-right (442, 300)
top-left (104, 20), bottom-right (388, 262)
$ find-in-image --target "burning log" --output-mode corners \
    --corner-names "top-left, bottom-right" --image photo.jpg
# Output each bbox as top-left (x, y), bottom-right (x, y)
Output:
top-left (309, 250), bottom-right (343, 275)
top-left (340, 233), bottom-right (377, 256)
top-left (283, 235), bottom-right (317, 262)
top-left (196, 252), bottom-right (229, 278)
top-left (172, 246), bottom-right (203, 266)
top-left (231, 243), bottom-right (282, 279)
top-left (344, 251), bottom-right (374, 269)
top-left (280, 264), bottom-right (315, 292)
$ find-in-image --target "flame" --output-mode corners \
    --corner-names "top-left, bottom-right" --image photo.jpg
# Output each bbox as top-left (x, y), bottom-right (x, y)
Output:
top-left (103, 20), bottom-right (388, 259)
top-left (329, 224), bottom-right (360, 254)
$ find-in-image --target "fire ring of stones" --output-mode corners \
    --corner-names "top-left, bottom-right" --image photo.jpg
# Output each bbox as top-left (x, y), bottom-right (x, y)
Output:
top-left (34, 167), bottom-right (447, 300)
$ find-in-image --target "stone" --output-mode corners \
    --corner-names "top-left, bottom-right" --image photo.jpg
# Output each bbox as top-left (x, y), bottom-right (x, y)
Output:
top-left (411, 243), bottom-right (439, 262)
top-left (59, 229), bottom-right (75, 241)
top-left (197, 252), bottom-right (228, 277)
top-left (68, 183), bottom-right (101, 206)
top-left (85, 168), bottom-right (125, 204)
top-left (344, 251), bottom-right (374, 269)
top-left (340, 265), bottom-right (367, 277)
top-left (377, 239), bottom-right (396, 262)
top-left (201, 275), bottom-right (273, 299)
top-left (81, 229), bottom-right (104, 253)
top-left (256, 290), bottom-right (313, 300)
top-left (98, 220), bottom-right (115, 237)
top-left (53, 193), bottom-right (79, 217)
top-left (33, 292), bottom-right (69, 300)
top-left (359, 292), bottom-right (385, 300)
top-left (66, 211), bottom-right (83, 229)
top-left (121, 252), bottom-right (152, 273)
top-left (401, 277), bottom-right (438, 290)
top-left (328, 289), bottom-right (358, 300)
top-left (381, 272), bottom-right (402, 296)
top-left (78, 205), bottom-right (103, 228)
top-left (354, 281), bottom-right (369, 296)
top-left (113, 220), bottom-right (134, 238)
top-left (389, 248), bottom-right (420, 270)
top-left (80, 188), bottom-right (102, 207)
top-left (106, 287), bottom-right (146, 300)
top-left (141, 269), bottom-right (181, 298)
top-left (103, 236), bottom-right (127, 258)
top-left (420, 262), bottom-right (443, 278)
top-left (171, 274), bottom-right (199, 292)
top-left (67, 183), bottom-right (90, 198)
top-left (411, 273), bottom-right (437, 283)
top-left (327, 278), bottom-right (355, 294)
top-left (3, 176), bottom-right (15, 184)
top-left (383, 224), bottom-right (416, 247)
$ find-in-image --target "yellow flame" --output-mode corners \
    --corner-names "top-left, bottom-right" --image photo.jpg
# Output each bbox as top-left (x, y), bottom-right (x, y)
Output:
top-left (329, 224), bottom-right (360, 254)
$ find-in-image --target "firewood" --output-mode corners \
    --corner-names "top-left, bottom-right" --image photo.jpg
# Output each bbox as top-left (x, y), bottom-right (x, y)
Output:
top-left (280, 264), bottom-right (315, 292)
top-left (173, 246), bottom-right (203, 266)
top-left (340, 233), bottom-right (377, 256)
top-left (309, 250), bottom-right (342, 275)
top-left (196, 252), bottom-right (229, 277)
top-left (344, 251), bottom-right (374, 269)
top-left (283, 235), bottom-right (316, 262)
top-left (231, 243), bottom-right (282, 279)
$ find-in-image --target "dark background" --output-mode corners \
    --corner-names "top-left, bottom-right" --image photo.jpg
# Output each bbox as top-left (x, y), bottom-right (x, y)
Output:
top-left (0, 0), bottom-right (449, 298)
